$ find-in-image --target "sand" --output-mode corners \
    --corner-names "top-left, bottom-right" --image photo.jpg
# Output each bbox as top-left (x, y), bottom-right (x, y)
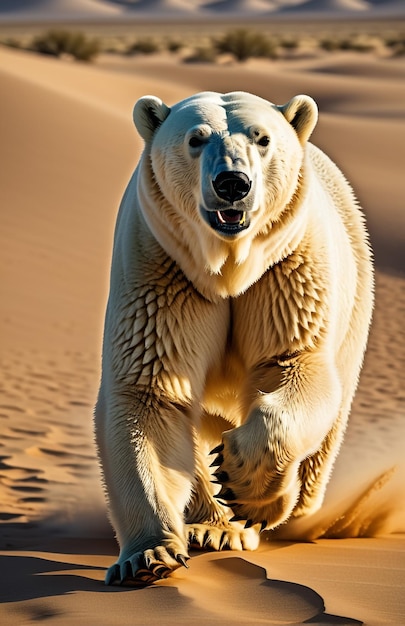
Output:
top-left (0, 41), bottom-right (404, 625)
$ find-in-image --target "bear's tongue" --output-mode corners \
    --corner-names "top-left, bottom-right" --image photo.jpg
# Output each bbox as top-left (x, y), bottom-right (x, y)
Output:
top-left (216, 209), bottom-right (245, 225)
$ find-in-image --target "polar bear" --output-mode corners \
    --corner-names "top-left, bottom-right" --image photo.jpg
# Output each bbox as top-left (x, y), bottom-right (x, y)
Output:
top-left (95, 91), bottom-right (373, 586)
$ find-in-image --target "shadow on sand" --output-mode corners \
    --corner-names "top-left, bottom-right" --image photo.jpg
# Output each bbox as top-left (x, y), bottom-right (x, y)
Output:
top-left (0, 548), bottom-right (362, 625)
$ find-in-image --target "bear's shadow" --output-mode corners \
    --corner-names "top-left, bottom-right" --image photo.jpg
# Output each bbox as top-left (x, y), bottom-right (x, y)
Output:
top-left (0, 549), bottom-right (362, 625)
top-left (196, 556), bottom-right (363, 625)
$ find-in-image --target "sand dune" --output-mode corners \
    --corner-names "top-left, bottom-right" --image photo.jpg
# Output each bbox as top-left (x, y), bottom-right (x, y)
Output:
top-left (202, 0), bottom-right (274, 14)
top-left (0, 44), bottom-right (404, 625)
top-left (1, 0), bottom-right (405, 20)
top-left (0, 0), bottom-right (123, 20)
top-left (118, 0), bottom-right (197, 15)
top-left (279, 0), bottom-right (370, 13)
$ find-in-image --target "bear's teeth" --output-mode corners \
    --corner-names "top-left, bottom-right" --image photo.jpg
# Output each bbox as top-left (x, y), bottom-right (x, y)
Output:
top-left (216, 210), bottom-right (227, 224)
top-left (216, 210), bottom-right (246, 225)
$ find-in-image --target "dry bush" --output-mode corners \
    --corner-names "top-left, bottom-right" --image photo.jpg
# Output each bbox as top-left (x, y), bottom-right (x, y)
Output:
top-left (31, 30), bottom-right (100, 62)
top-left (319, 34), bottom-right (377, 53)
top-left (385, 35), bottom-right (405, 56)
top-left (214, 29), bottom-right (278, 62)
top-left (279, 37), bottom-right (300, 51)
top-left (183, 46), bottom-right (217, 64)
top-left (1, 37), bottom-right (23, 50)
top-left (126, 38), bottom-right (160, 55)
top-left (166, 39), bottom-right (184, 54)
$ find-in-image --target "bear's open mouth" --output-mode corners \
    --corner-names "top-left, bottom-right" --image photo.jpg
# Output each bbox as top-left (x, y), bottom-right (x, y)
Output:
top-left (205, 209), bottom-right (250, 235)
top-left (217, 209), bottom-right (245, 225)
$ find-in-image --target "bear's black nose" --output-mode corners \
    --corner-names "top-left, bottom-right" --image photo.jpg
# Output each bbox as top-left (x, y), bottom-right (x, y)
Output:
top-left (213, 171), bottom-right (251, 203)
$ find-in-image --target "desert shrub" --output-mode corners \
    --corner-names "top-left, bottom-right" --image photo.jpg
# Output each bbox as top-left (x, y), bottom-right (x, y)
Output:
top-left (31, 30), bottom-right (100, 61)
top-left (341, 37), bottom-right (376, 52)
top-left (385, 35), bottom-right (405, 56)
top-left (392, 43), bottom-right (405, 56)
top-left (214, 29), bottom-right (277, 62)
top-left (183, 46), bottom-right (217, 64)
top-left (126, 38), bottom-right (159, 55)
top-left (102, 37), bottom-right (127, 54)
top-left (166, 39), bottom-right (184, 53)
top-left (2, 37), bottom-right (23, 49)
top-left (279, 37), bottom-right (300, 51)
top-left (319, 35), bottom-right (375, 53)
top-left (385, 34), bottom-right (405, 48)
top-left (319, 37), bottom-right (340, 52)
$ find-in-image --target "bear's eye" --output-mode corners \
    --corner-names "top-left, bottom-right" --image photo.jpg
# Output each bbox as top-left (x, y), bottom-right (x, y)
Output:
top-left (257, 135), bottom-right (270, 147)
top-left (189, 136), bottom-right (204, 149)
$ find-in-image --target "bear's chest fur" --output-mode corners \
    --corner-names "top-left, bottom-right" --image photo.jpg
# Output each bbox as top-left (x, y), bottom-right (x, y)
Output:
top-left (112, 246), bottom-right (328, 426)
top-left (202, 254), bottom-right (328, 424)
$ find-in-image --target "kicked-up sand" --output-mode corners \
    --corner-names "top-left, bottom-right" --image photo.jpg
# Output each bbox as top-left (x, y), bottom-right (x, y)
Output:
top-left (0, 35), bottom-right (404, 625)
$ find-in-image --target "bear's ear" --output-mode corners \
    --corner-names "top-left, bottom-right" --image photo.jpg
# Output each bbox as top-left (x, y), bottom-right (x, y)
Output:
top-left (133, 96), bottom-right (171, 142)
top-left (278, 95), bottom-right (318, 144)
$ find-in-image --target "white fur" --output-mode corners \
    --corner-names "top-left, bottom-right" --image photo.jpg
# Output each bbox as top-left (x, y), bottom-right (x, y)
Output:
top-left (95, 91), bottom-right (374, 585)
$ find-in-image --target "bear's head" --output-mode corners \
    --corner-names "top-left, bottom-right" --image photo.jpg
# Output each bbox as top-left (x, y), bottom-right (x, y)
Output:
top-left (133, 91), bottom-right (318, 298)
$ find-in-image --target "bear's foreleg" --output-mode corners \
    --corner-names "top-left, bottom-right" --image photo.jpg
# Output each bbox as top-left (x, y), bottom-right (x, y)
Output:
top-left (98, 390), bottom-right (194, 586)
top-left (210, 352), bottom-right (342, 530)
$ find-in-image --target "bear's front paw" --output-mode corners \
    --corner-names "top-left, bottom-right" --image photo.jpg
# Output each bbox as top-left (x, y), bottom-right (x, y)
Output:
top-left (105, 545), bottom-right (190, 586)
top-left (210, 420), bottom-right (300, 531)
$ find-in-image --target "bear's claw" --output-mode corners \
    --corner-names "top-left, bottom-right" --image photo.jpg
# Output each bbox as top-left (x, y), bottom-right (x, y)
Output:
top-left (229, 514), bottom-right (245, 522)
top-left (209, 443), bottom-right (225, 455)
top-left (105, 563), bottom-right (121, 586)
top-left (212, 470), bottom-right (229, 483)
top-left (105, 548), bottom-right (190, 586)
top-left (187, 522), bottom-right (260, 551)
top-left (209, 453), bottom-right (224, 467)
top-left (227, 515), bottom-right (267, 531)
top-left (214, 486), bottom-right (237, 501)
top-left (176, 553), bottom-right (190, 568)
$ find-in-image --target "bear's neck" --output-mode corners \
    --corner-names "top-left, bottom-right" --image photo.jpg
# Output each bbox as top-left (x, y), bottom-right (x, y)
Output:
top-left (137, 157), bottom-right (310, 301)
top-left (208, 175), bottom-right (309, 298)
